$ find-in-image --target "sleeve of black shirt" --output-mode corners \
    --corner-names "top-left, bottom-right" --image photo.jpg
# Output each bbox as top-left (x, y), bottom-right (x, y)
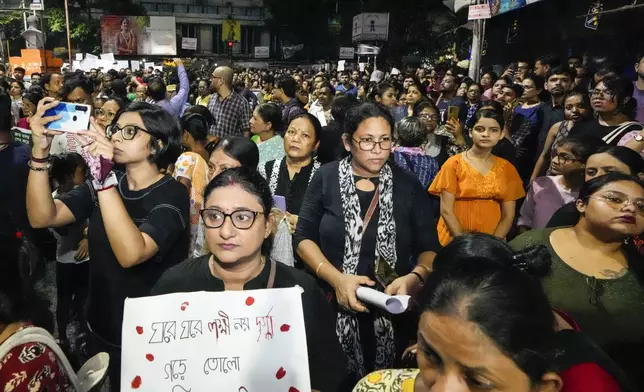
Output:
top-left (545, 202), bottom-right (580, 228)
top-left (293, 169), bottom-right (325, 249)
top-left (299, 274), bottom-right (347, 391)
top-left (139, 190), bottom-right (189, 259)
top-left (57, 180), bottom-right (95, 224)
top-left (407, 174), bottom-right (441, 255)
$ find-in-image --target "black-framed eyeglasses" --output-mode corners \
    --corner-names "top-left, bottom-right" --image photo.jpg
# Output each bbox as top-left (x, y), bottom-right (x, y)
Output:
top-left (105, 124), bottom-right (150, 141)
top-left (200, 208), bottom-right (264, 230)
top-left (590, 89), bottom-right (615, 98)
top-left (551, 152), bottom-right (579, 165)
top-left (352, 138), bottom-right (393, 151)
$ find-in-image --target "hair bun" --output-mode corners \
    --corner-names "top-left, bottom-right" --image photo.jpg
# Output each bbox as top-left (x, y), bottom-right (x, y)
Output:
top-left (511, 245), bottom-right (552, 278)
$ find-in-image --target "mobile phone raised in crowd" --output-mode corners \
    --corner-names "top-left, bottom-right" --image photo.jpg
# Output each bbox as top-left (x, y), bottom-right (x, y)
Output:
top-left (447, 106), bottom-right (460, 122)
top-left (44, 102), bottom-right (91, 133)
top-left (273, 195), bottom-right (287, 212)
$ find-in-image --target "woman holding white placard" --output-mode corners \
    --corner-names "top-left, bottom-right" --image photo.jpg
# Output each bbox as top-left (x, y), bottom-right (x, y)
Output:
top-left (152, 167), bottom-right (347, 392)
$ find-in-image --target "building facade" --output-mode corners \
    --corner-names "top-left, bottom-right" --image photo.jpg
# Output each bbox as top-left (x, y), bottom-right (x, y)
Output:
top-left (135, 0), bottom-right (274, 58)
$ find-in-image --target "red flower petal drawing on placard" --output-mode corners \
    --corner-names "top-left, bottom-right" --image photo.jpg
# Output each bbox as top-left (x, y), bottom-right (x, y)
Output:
top-left (275, 367), bottom-right (286, 380)
top-left (280, 324), bottom-right (291, 332)
top-left (180, 301), bottom-right (189, 311)
top-left (288, 387), bottom-right (300, 392)
top-left (135, 326), bottom-right (143, 335)
top-left (145, 353), bottom-right (154, 362)
top-left (245, 296), bottom-right (255, 306)
top-left (131, 375), bottom-right (142, 389)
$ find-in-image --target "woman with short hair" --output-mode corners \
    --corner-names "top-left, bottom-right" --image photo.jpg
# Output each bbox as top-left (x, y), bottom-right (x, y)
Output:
top-left (26, 99), bottom-right (190, 388)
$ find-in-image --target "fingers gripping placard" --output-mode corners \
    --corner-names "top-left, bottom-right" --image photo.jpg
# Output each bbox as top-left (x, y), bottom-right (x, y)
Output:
top-left (121, 288), bottom-right (311, 392)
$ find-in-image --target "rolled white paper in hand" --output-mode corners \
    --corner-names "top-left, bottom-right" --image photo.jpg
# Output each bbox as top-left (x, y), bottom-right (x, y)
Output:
top-left (356, 287), bottom-right (411, 314)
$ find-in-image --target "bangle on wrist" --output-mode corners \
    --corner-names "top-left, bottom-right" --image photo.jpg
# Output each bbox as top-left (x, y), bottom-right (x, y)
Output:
top-left (30, 155), bottom-right (51, 163)
top-left (97, 184), bottom-right (115, 192)
top-left (410, 271), bottom-right (424, 285)
top-left (415, 264), bottom-right (432, 276)
top-left (28, 160), bottom-right (50, 171)
top-left (315, 262), bottom-right (326, 276)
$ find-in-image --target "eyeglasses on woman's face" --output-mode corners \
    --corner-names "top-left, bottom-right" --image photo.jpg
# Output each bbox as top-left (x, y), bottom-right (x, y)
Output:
top-left (200, 208), bottom-right (264, 230)
top-left (105, 124), bottom-right (150, 141)
top-left (551, 152), bottom-right (579, 165)
top-left (589, 192), bottom-right (644, 216)
top-left (352, 137), bottom-right (393, 151)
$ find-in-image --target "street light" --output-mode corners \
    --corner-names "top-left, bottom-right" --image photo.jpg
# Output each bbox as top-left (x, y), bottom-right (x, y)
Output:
top-left (64, 0), bottom-right (72, 69)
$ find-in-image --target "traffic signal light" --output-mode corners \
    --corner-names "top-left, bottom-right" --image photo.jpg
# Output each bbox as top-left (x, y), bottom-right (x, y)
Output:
top-left (227, 41), bottom-right (233, 48)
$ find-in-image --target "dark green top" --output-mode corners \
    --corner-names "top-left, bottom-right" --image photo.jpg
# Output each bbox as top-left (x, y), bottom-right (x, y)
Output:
top-left (511, 227), bottom-right (644, 387)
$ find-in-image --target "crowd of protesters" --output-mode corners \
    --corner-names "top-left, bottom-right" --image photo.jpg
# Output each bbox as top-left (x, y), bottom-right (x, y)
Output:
top-left (0, 50), bottom-right (643, 392)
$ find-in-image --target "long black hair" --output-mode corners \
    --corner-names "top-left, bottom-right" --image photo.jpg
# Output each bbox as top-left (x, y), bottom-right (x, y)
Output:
top-left (422, 234), bottom-right (555, 384)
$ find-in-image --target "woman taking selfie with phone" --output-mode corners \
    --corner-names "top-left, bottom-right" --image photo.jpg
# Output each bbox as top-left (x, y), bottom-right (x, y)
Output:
top-left (151, 167), bottom-right (347, 392)
top-left (26, 98), bottom-right (190, 389)
top-left (429, 108), bottom-right (525, 246)
top-left (295, 103), bottom-right (439, 385)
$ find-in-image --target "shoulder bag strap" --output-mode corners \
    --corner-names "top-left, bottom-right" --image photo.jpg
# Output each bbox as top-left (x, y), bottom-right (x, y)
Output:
top-left (604, 121), bottom-right (640, 144)
top-left (361, 187), bottom-right (380, 239)
top-left (267, 258), bottom-right (277, 289)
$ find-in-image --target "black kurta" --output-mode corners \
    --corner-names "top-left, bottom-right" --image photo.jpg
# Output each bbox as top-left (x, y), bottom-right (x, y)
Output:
top-left (294, 161), bottom-right (440, 380)
top-left (263, 158), bottom-right (316, 215)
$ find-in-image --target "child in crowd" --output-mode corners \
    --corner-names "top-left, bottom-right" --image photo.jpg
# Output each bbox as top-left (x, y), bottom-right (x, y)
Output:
top-left (518, 135), bottom-right (605, 231)
top-left (50, 153), bottom-right (90, 352)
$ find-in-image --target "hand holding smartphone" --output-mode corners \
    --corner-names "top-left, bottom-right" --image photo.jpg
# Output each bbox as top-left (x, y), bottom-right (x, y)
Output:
top-left (447, 106), bottom-right (460, 122)
top-left (273, 195), bottom-right (287, 212)
top-left (44, 102), bottom-right (91, 133)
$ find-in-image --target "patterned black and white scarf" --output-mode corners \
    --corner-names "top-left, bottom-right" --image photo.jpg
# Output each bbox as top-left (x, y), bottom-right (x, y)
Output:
top-left (337, 156), bottom-right (397, 377)
top-left (259, 157), bottom-right (321, 195)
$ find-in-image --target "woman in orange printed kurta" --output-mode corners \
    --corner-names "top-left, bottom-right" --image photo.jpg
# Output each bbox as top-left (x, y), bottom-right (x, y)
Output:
top-left (429, 109), bottom-right (525, 245)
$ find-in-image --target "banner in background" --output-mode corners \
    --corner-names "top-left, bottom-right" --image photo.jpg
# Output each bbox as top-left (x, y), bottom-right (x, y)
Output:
top-left (222, 19), bottom-right (241, 42)
top-left (352, 13), bottom-right (390, 42)
top-left (254, 46), bottom-right (270, 59)
top-left (181, 37), bottom-right (197, 51)
top-left (339, 47), bottom-right (355, 59)
top-left (489, 0), bottom-right (544, 16)
top-left (101, 16), bottom-right (176, 56)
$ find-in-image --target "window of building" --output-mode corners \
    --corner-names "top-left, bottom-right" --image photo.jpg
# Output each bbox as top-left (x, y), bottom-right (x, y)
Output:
top-left (158, 3), bottom-right (172, 12)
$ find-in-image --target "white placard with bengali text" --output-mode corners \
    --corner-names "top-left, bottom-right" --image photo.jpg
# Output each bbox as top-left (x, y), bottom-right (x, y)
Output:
top-left (121, 287), bottom-right (311, 392)
top-left (131, 60), bottom-right (140, 70)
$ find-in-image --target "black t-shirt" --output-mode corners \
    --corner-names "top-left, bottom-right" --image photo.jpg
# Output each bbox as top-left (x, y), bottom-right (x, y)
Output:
top-left (569, 120), bottom-right (644, 146)
top-left (0, 142), bottom-right (30, 238)
top-left (58, 173), bottom-right (190, 344)
top-left (151, 255), bottom-right (347, 392)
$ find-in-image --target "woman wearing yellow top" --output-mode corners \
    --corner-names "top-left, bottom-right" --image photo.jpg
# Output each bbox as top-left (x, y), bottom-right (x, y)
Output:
top-left (173, 113), bottom-right (211, 258)
top-left (429, 109), bottom-right (525, 245)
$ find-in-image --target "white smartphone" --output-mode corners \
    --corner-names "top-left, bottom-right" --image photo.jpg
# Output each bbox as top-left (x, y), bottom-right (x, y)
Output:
top-left (44, 102), bottom-right (91, 133)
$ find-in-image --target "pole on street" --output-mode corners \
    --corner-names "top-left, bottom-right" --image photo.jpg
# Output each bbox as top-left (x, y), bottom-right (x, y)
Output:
top-left (63, 0), bottom-right (72, 70)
